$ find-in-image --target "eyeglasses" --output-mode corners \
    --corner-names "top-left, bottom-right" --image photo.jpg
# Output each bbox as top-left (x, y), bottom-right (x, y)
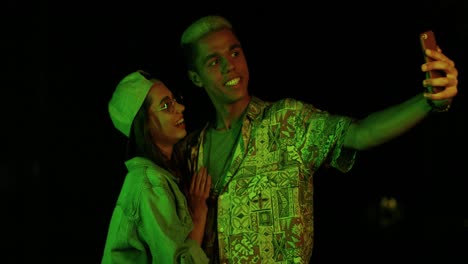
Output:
top-left (157, 97), bottom-right (179, 113)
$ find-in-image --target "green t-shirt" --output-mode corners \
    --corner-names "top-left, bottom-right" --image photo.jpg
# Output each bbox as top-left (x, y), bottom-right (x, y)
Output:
top-left (204, 119), bottom-right (243, 193)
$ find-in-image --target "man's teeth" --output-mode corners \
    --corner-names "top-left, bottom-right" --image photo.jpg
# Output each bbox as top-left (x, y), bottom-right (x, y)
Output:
top-left (176, 119), bottom-right (184, 125)
top-left (226, 78), bottom-right (240, 86)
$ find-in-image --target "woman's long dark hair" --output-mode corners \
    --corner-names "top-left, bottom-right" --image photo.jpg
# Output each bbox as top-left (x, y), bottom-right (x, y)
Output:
top-left (126, 92), bottom-right (191, 196)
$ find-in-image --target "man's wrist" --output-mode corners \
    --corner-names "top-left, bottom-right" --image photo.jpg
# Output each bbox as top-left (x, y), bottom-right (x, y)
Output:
top-left (427, 98), bottom-right (451, 113)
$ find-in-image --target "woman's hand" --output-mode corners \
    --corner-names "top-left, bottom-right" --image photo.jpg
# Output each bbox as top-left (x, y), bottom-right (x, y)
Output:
top-left (188, 166), bottom-right (211, 220)
top-left (187, 166), bottom-right (211, 245)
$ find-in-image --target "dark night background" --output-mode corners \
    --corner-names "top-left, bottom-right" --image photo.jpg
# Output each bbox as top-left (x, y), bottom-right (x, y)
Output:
top-left (5, 1), bottom-right (467, 263)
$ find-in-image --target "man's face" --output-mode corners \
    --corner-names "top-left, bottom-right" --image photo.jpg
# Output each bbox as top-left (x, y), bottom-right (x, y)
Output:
top-left (189, 28), bottom-right (250, 105)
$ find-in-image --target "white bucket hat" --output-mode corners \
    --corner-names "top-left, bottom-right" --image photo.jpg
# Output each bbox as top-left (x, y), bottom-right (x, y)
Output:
top-left (108, 70), bottom-right (154, 137)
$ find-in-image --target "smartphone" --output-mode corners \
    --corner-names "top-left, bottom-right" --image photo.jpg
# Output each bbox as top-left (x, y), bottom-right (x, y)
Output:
top-left (420, 30), bottom-right (444, 93)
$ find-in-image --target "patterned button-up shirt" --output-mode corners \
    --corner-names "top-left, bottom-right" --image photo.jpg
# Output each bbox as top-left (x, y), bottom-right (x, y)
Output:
top-left (187, 96), bottom-right (357, 263)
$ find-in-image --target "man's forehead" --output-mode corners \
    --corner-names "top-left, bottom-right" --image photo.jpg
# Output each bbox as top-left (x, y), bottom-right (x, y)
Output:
top-left (196, 29), bottom-right (240, 54)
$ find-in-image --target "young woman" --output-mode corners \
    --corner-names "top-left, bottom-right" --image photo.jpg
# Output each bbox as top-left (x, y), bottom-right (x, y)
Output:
top-left (102, 70), bottom-right (211, 263)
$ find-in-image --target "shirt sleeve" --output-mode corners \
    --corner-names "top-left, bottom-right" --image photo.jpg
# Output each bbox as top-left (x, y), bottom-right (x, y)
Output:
top-left (326, 116), bottom-right (357, 172)
top-left (292, 99), bottom-right (357, 173)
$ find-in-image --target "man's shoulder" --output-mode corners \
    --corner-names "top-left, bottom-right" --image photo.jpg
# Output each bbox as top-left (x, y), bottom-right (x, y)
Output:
top-left (253, 96), bottom-right (309, 111)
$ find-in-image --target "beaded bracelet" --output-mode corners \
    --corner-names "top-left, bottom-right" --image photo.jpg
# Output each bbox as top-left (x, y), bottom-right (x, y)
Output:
top-left (427, 99), bottom-right (451, 112)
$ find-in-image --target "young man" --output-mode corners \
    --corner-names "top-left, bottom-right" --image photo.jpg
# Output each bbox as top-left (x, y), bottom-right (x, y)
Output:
top-left (179, 15), bottom-right (458, 263)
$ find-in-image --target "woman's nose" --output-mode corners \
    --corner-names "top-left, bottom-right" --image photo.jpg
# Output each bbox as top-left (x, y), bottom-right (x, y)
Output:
top-left (175, 102), bottom-right (185, 113)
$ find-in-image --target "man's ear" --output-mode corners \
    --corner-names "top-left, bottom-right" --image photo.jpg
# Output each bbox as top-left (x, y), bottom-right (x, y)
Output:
top-left (188, 70), bottom-right (203, 88)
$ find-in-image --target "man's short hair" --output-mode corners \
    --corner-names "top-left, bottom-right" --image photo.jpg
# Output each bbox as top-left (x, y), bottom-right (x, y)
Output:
top-left (180, 15), bottom-right (232, 46)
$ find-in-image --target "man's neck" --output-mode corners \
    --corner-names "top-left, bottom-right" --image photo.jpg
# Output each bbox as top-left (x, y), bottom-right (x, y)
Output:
top-left (213, 95), bottom-right (251, 131)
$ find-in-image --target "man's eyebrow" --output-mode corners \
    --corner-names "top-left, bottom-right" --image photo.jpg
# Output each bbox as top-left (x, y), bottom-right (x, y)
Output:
top-left (230, 43), bottom-right (242, 50)
top-left (203, 53), bottom-right (218, 64)
top-left (202, 43), bottom-right (243, 64)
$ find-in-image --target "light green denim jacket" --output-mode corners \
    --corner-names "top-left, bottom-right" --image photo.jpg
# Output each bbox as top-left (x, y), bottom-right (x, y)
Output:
top-left (102, 157), bottom-right (208, 264)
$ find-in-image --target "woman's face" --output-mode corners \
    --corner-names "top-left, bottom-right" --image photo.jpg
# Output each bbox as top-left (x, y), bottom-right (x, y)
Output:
top-left (146, 81), bottom-right (186, 152)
